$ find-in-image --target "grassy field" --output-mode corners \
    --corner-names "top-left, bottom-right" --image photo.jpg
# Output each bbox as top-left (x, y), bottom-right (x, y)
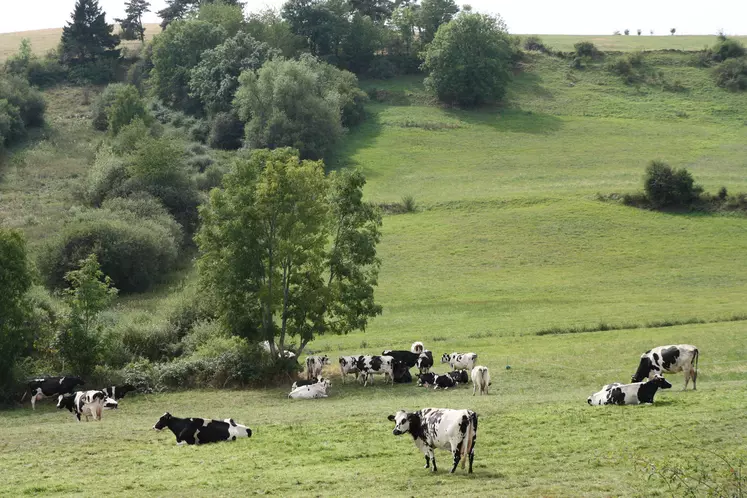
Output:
top-left (528, 34), bottom-right (747, 52)
top-left (2, 49), bottom-right (747, 496)
top-left (0, 24), bottom-right (161, 62)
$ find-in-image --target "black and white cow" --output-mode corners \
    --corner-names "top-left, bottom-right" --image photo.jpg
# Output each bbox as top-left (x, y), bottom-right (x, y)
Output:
top-left (23, 376), bottom-right (85, 410)
top-left (411, 342), bottom-right (425, 354)
top-left (153, 413), bottom-right (252, 445)
top-left (587, 376), bottom-right (672, 405)
top-left (416, 351), bottom-right (434, 374)
top-left (306, 355), bottom-right (331, 380)
top-left (417, 372), bottom-right (437, 387)
top-left (631, 344), bottom-right (699, 390)
top-left (57, 390), bottom-right (107, 421)
top-left (289, 380), bottom-right (330, 399)
top-left (433, 374), bottom-right (458, 390)
top-left (291, 376), bottom-right (327, 390)
top-left (382, 350), bottom-right (420, 368)
top-left (393, 360), bottom-right (413, 384)
top-left (447, 370), bottom-right (469, 384)
top-left (356, 355), bottom-right (395, 386)
top-left (101, 384), bottom-right (136, 401)
top-left (338, 356), bottom-right (360, 384)
top-left (388, 408), bottom-right (478, 473)
top-left (441, 353), bottom-right (478, 374)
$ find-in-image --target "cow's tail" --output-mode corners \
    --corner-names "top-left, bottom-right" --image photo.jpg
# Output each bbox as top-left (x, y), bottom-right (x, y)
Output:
top-left (693, 348), bottom-right (699, 385)
top-left (462, 411), bottom-right (478, 469)
top-left (20, 389), bottom-right (28, 402)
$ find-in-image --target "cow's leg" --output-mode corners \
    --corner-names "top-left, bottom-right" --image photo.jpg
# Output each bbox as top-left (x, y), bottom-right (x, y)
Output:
top-left (429, 448), bottom-right (437, 472)
top-left (178, 428), bottom-right (197, 445)
top-left (451, 446), bottom-right (462, 473)
top-left (683, 369), bottom-right (691, 391)
top-left (692, 367), bottom-right (697, 390)
top-left (473, 382), bottom-right (476, 396)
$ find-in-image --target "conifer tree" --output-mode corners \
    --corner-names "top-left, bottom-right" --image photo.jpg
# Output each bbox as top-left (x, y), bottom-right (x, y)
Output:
top-left (60, 0), bottom-right (120, 64)
top-left (116, 0), bottom-right (151, 42)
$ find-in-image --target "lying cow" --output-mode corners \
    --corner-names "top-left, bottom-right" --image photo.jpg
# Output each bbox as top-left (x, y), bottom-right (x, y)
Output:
top-left (23, 376), bottom-right (85, 410)
top-left (417, 372), bottom-right (437, 387)
top-left (306, 355), bottom-right (330, 380)
top-left (339, 356), bottom-right (360, 384)
top-left (631, 344), bottom-right (699, 390)
top-left (587, 376), bottom-right (672, 406)
top-left (416, 351), bottom-right (434, 374)
top-left (291, 376), bottom-right (327, 390)
top-left (441, 353), bottom-right (477, 375)
top-left (101, 384), bottom-right (136, 401)
top-left (393, 360), bottom-right (412, 384)
top-left (471, 366), bottom-right (490, 396)
top-left (153, 412), bottom-right (252, 445)
top-left (288, 380), bottom-right (330, 399)
top-left (411, 342), bottom-right (425, 354)
top-left (357, 355), bottom-right (395, 386)
top-left (447, 370), bottom-right (469, 384)
top-left (388, 408), bottom-right (478, 473)
top-left (57, 390), bottom-right (108, 421)
top-left (382, 350), bottom-right (420, 368)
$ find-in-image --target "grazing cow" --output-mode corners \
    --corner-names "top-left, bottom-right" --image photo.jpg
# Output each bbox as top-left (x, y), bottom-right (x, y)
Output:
top-left (153, 413), bottom-right (252, 445)
top-left (433, 374), bottom-right (458, 390)
top-left (587, 376), bottom-right (672, 406)
top-left (388, 408), bottom-right (478, 473)
top-left (357, 355), bottom-right (395, 386)
top-left (306, 355), bottom-right (331, 380)
top-left (417, 372), bottom-right (437, 387)
top-left (631, 344), bottom-right (699, 390)
top-left (416, 351), bottom-right (434, 374)
top-left (23, 376), bottom-right (85, 410)
top-left (338, 356), bottom-right (360, 384)
top-left (57, 390), bottom-right (107, 421)
top-left (471, 366), bottom-right (490, 396)
top-left (447, 370), bottom-right (469, 384)
top-left (393, 360), bottom-right (413, 384)
top-left (288, 380), bottom-right (330, 399)
top-left (411, 342), bottom-right (425, 354)
top-left (291, 376), bottom-right (327, 390)
top-left (382, 350), bottom-right (420, 368)
top-left (261, 341), bottom-right (297, 359)
top-left (441, 353), bottom-right (478, 374)
top-left (101, 384), bottom-right (136, 401)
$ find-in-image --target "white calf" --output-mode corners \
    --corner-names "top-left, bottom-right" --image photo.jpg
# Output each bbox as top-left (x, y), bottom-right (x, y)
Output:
top-left (288, 380), bottom-right (330, 399)
top-left (471, 366), bottom-right (490, 395)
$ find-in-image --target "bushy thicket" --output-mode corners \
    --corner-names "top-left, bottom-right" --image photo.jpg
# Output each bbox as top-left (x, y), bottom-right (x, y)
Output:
top-left (106, 84), bottom-right (150, 134)
top-left (712, 36), bottom-right (746, 62)
top-left (91, 83), bottom-right (130, 131)
top-left (0, 75), bottom-right (46, 149)
top-left (3, 40), bottom-right (66, 88)
top-left (713, 58), bottom-right (747, 91)
top-left (643, 160), bottom-right (703, 208)
top-left (208, 111), bottom-right (244, 150)
top-left (574, 41), bottom-right (601, 58)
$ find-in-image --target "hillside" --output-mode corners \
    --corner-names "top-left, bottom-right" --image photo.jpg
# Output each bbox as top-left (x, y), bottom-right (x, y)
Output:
top-left (2, 43), bottom-right (747, 495)
top-left (532, 34), bottom-right (747, 51)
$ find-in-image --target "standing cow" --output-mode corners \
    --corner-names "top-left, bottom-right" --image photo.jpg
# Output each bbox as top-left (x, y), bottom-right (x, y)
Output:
top-left (388, 408), bottom-right (478, 473)
top-left (471, 366), bottom-right (490, 396)
top-left (631, 344), bottom-right (699, 390)
top-left (357, 355), bottom-right (395, 386)
top-left (441, 353), bottom-right (477, 375)
top-left (57, 390), bottom-right (107, 421)
top-left (416, 351), bottom-right (434, 374)
top-left (338, 356), bottom-right (360, 384)
top-left (23, 376), bottom-right (85, 410)
top-left (306, 355), bottom-right (330, 380)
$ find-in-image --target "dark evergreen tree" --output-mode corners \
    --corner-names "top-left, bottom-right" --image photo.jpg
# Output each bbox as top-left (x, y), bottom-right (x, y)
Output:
top-left (116, 0), bottom-right (151, 42)
top-left (60, 0), bottom-right (120, 64)
top-left (349, 0), bottom-right (394, 22)
top-left (157, 0), bottom-right (245, 28)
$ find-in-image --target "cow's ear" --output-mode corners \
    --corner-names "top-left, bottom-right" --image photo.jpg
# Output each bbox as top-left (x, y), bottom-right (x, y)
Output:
top-left (387, 414), bottom-right (395, 422)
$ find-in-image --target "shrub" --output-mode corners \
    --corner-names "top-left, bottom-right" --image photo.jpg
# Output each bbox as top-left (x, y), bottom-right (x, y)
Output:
top-left (367, 56), bottom-right (396, 79)
top-left (187, 155), bottom-right (214, 172)
top-left (100, 194), bottom-right (184, 246)
top-left (401, 195), bottom-right (417, 213)
top-left (107, 84), bottom-right (149, 135)
top-left (91, 83), bottom-right (129, 131)
top-left (26, 57), bottom-right (67, 88)
top-left (523, 36), bottom-right (547, 52)
top-left (712, 37), bottom-right (746, 62)
top-left (189, 143), bottom-right (208, 156)
top-left (190, 120), bottom-right (210, 143)
top-left (422, 13), bottom-right (514, 107)
top-left (208, 112), bottom-right (244, 150)
top-left (168, 290), bottom-right (217, 339)
top-left (118, 316), bottom-right (181, 361)
top-left (110, 118), bottom-right (154, 156)
top-left (0, 75), bottom-right (45, 139)
top-left (643, 160), bottom-right (703, 208)
top-left (84, 147), bottom-right (129, 206)
top-left (68, 57), bottom-right (119, 85)
top-left (195, 164), bottom-right (226, 191)
top-left (574, 41), bottom-right (600, 58)
top-left (713, 58), bottom-right (747, 91)
top-left (39, 209), bottom-right (180, 293)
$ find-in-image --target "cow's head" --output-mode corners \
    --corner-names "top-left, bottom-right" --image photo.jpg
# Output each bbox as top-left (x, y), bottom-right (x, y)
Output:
top-left (388, 410), bottom-right (415, 436)
top-left (631, 355), bottom-right (653, 383)
top-left (103, 397), bottom-right (118, 409)
top-left (416, 373), bottom-right (434, 386)
top-left (649, 375), bottom-right (672, 390)
top-left (322, 355), bottom-right (330, 365)
top-left (411, 342), bottom-right (424, 354)
top-left (440, 353), bottom-right (451, 364)
top-left (57, 394), bottom-right (74, 411)
top-left (153, 412), bottom-right (172, 431)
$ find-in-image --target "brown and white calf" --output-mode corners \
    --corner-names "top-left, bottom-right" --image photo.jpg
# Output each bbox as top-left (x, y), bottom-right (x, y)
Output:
top-left (388, 408), bottom-right (478, 473)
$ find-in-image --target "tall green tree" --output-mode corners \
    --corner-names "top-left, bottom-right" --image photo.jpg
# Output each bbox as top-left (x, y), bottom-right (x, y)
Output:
top-left (116, 0), bottom-right (151, 42)
top-left (422, 12), bottom-right (513, 106)
top-left (246, 9), bottom-right (304, 58)
top-left (60, 0), bottom-right (120, 64)
top-left (197, 148), bottom-right (382, 358)
top-left (418, 0), bottom-right (458, 43)
top-left (0, 229), bottom-right (33, 393)
top-left (56, 254), bottom-right (118, 375)
top-left (349, 0), bottom-right (394, 22)
top-left (157, 0), bottom-right (245, 28)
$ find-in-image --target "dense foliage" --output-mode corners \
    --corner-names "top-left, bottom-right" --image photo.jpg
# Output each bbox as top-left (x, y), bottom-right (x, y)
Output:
top-left (422, 12), bottom-right (513, 107)
top-left (59, 0), bottom-right (120, 83)
top-left (0, 75), bottom-right (46, 149)
top-left (197, 148), bottom-right (382, 358)
top-left (106, 84), bottom-right (150, 134)
top-left (115, 0), bottom-right (151, 42)
top-left (643, 160), bottom-right (703, 208)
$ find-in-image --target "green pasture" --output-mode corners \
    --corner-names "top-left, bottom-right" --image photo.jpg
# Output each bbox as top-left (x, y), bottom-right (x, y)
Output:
top-left (1, 322), bottom-right (745, 496)
top-left (526, 34), bottom-right (747, 52)
top-left (2, 50), bottom-right (747, 496)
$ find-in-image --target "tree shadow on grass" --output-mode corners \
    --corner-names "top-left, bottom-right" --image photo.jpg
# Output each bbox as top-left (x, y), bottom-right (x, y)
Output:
top-left (509, 70), bottom-right (556, 100)
top-left (325, 109), bottom-right (384, 175)
top-left (445, 106), bottom-right (564, 135)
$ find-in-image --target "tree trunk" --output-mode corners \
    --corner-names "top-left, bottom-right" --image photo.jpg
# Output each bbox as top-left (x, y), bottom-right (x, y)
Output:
top-left (279, 258), bottom-right (291, 357)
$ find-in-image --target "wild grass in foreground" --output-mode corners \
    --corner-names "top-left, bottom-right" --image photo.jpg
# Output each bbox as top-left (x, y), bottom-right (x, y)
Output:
top-left (1, 322), bottom-right (745, 496)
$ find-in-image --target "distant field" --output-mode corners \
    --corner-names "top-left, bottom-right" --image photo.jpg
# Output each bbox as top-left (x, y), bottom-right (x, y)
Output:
top-left (524, 34), bottom-right (747, 52)
top-left (0, 23), bottom-right (161, 61)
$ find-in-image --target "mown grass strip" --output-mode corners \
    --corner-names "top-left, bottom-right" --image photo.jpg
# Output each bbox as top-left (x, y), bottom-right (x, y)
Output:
top-left (536, 313), bottom-right (747, 336)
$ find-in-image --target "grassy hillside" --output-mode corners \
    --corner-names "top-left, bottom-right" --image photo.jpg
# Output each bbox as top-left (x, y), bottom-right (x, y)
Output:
top-left (2, 50), bottom-right (747, 496)
top-left (0, 24), bottom-right (161, 62)
top-left (529, 34), bottom-right (747, 52)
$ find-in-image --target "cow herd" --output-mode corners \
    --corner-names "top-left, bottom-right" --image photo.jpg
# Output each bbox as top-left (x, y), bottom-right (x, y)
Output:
top-left (17, 342), bottom-right (700, 474)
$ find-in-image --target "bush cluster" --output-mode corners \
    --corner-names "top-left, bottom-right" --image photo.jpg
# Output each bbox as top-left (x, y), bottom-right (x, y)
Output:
top-left (0, 75), bottom-right (46, 149)
top-left (643, 160), bottom-right (703, 208)
top-left (713, 58), bottom-right (747, 91)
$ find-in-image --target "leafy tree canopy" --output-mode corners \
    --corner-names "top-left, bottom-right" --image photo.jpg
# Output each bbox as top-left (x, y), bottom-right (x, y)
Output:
top-left (116, 0), bottom-right (151, 42)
